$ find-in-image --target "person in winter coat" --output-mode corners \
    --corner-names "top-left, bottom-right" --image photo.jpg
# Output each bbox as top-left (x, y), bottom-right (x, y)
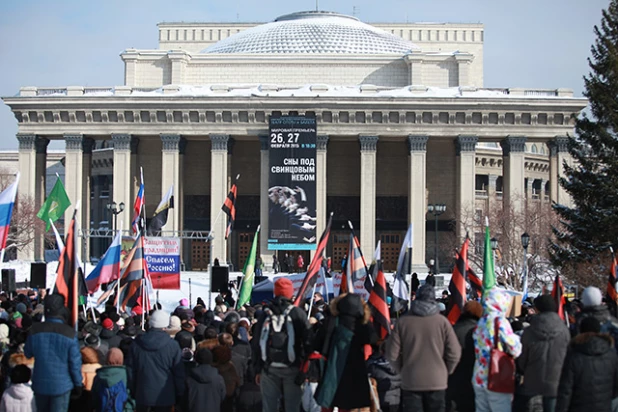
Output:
top-left (575, 286), bottom-right (618, 348)
top-left (314, 293), bottom-right (378, 411)
top-left (91, 348), bottom-right (135, 412)
top-left (251, 278), bottom-right (310, 412)
top-left (184, 348), bottom-right (226, 412)
top-left (411, 273), bottom-right (420, 294)
top-left (24, 294), bottom-right (83, 412)
top-left (69, 347), bottom-right (102, 411)
top-left (556, 316), bottom-right (618, 412)
top-left (366, 343), bottom-right (402, 412)
top-left (212, 345), bottom-right (240, 412)
top-left (517, 295), bottom-right (570, 412)
top-left (126, 310), bottom-right (185, 411)
top-left (100, 318), bottom-right (122, 350)
top-left (385, 284), bottom-right (461, 412)
top-left (0, 364), bottom-right (36, 412)
top-left (447, 300), bottom-right (483, 412)
top-left (472, 288), bottom-right (522, 412)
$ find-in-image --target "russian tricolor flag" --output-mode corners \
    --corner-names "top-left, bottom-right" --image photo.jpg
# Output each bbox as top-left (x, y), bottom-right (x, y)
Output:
top-left (0, 174), bottom-right (19, 252)
top-left (86, 230), bottom-right (122, 294)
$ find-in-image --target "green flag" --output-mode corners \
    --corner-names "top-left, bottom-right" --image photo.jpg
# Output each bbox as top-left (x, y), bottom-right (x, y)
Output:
top-left (237, 225), bottom-right (260, 309)
top-left (483, 217), bottom-right (495, 292)
top-left (37, 178), bottom-right (71, 231)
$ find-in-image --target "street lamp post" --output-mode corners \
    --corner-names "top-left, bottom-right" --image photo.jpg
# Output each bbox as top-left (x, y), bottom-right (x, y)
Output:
top-left (490, 237), bottom-right (498, 274)
top-left (521, 232), bottom-right (530, 298)
top-left (427, 204), bottom-right (446, 274)
top-left (106, 201), bottom-right (125, 234)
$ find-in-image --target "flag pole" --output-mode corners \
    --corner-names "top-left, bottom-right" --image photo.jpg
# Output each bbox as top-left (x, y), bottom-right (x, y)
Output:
top-left (140, 167), bottom-right (146, 237)
top-left (116, 221), bottom-right (124, 314)
top-left (141, 278), bottom-right (145, 330)
top-left (347, 220), bottom-right (371, 286)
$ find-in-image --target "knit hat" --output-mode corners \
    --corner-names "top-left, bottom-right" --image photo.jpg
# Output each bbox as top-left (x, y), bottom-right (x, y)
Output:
top-left (15, 303), bottom-right (27, 315)
top-left (180, 298), bottom-right (189, 307)
top-left (102, 318), bottom-right (114, 331)
top-left (581, 316), bottom-right (601, 334)
top-left (195, 348), bottom-right (213, 365)
top-left (149, 310), bottom-right (170, 329)
top-left (462, 301), bottom-right (483, 319)
top-left (44, 294), bottom-right (66, 320)
top-left (274, 278), bottom-right (294, 299)
top-left (581, 286), bottom-right (603, 308)
top-left (106, 348), bottom-right (124, 366)
top-left (416, 284), bottom-right (435, 302)
top-left (534, 295), bottom-right (558, 313)
top-left (168, 315), bottom-right (181, 330)
top-left (0, 324), bottom-right (8, 340)
top-left (116, 317), bottom-right (125, 328)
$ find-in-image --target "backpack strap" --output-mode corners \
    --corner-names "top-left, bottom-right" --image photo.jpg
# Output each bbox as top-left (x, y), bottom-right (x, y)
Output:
top-left (259, 308), bottom-right (274, 363)
top-left (283, 304), bottom-right (296, 364)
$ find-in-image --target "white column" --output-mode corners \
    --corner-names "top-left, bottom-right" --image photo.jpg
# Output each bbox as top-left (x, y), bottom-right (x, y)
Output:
top-left (259, 135), bottom-right (271, 267)
top-left (548, 136), bottom-right (571, 206)
top-left (314, 135), bottom-right (329, 259)
top-left (501, 136), bottom-right (527, 216)
top-left (17, 134), bottom-right (48, 261)
top-left (111, 134), bottom-right (138, 233)
top-left (210, 134), bottom-right (229, 264)
top-left (455, 135), bottom-right (478, 241)
top-left (64, 134), bottom-right (93, 260)
top-left (160, 134), bottom-right (186, 236)
top-left (408, 135), bottom-right (428, 272)
top-left (359, 135), bottom-right (378, 259)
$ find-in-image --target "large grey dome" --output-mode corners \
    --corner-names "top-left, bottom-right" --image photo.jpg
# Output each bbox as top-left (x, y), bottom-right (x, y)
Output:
top-left (201, 11), bottom-right (419, 55)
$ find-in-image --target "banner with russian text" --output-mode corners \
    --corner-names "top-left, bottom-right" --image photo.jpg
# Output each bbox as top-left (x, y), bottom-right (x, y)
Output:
top-left (144, 237), bottom-right (181, 289)
top-left (268, 114), bottom-right (317, 250)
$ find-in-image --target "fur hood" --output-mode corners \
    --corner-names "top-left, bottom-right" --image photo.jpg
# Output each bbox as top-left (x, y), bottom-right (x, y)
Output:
top-left (329, 293), bottom-right (371, 325)
top-left (570, 332), bottom-right (614, 356)
top-left (8, 352), bottom-right (34, 369)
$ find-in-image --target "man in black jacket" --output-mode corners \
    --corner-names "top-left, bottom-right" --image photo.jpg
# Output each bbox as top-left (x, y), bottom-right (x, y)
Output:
top-left (127, 310), bottom-right (185, 411)
top-left (252, 278), bottom-right (310, 412)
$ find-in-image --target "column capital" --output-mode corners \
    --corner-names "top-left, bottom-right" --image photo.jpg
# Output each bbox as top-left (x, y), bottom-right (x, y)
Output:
top-left (500, 136), bottom-right (527, 156)
top-left (407, 135), bottom-right (428, 152)
top-left (548, 136), bottom-right (570, 156)
top-left (16, 134), bottom-right (36, 151)
top-left (112, 134), bottom-right (132, 151)
top-left (64, 134), bottom-right (84, 151)
top-left (456, 135), bottom-right (478, 155)
top-left (35, 137), bottom-right (49, 154)
top-left (258, 134), bottom-right (269, 151)
top-left (210, 134), bottom-right (230, 151)
top-left (359, 135), bottom-right (378, 151)
top-left (160, 134), bottom-right (186, 152)
top-left (317, 135), bottom-right (330, 151)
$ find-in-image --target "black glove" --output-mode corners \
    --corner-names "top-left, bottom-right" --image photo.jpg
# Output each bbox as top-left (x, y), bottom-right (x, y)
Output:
top-left (71, 386), bottom-right (83, 400)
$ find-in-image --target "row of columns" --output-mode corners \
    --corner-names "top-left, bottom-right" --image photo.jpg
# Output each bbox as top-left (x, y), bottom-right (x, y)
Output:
top-left (15, 132), bottom-right (571, 268)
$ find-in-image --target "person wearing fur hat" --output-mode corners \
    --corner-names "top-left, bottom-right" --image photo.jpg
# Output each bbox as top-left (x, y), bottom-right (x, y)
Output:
top-left (24, 293), bottom-right (83, 412)
top-left (447, 300), bottom-right (483, 412)
top-left (126, 310), bottom-right (185, 411)
top-left (516, 295), bottom-right (570, 412)
top-left (386, 284), bottom-right (461, 412)
top-left (314, 293), bottom-right (378, 410)
top-left (556, 316), bottom-right (618, 412)
top-left (252, 277), bottom-right (310, 412)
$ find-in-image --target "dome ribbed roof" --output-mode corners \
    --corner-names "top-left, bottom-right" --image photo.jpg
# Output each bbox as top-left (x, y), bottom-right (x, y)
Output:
top-left (201, 11), bottom-right (419, 55)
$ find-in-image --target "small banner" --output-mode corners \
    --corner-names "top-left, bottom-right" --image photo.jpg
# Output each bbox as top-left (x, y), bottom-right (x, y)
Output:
top-left (144, 237), bottom-right (181, 289)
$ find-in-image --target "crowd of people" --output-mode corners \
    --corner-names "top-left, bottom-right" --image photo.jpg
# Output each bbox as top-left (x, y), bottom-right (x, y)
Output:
top-left (0, 278), bottom-right (617, 412)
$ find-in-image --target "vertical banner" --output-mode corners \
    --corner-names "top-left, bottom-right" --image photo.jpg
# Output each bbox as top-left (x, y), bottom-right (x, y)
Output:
top-left (144, 237), bottom-right (181, 289)
top-left (268, 115), bottom-right (317, 250)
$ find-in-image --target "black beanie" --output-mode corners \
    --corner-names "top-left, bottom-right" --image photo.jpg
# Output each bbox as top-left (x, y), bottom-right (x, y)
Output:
top-left (581, 316), bottom-right (601, 334)
top-left (10, 365), bottom-right (31, 384)
top-left (195, 348), bottom-right (213, 365)
top-left (416, 284), bottom-right (435, 302)
top-left (44, 294), bottom-right (65, 319)
top-left (534, 295), bottom-right (558, 313)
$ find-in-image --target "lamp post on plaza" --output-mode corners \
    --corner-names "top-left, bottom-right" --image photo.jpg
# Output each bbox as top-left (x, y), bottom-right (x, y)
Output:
top-left (106, 201), bottom-right (125, 235)
top-left (490, 237), bottom-right (498, 273)
top-left (521, 232), bottom-right (530, 297)
top-left (427, 204), bottom-right (446, 274)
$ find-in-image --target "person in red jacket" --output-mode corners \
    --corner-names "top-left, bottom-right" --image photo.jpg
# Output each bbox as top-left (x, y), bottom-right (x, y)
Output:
top-left (296, 254), bottom-right (304, 273)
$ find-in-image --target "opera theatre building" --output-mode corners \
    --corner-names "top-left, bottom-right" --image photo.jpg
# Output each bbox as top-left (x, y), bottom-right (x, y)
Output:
top-left (3, 11), bottom-right (586, 274)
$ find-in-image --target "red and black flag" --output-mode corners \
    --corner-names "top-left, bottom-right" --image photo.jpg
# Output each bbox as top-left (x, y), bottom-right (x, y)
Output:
top-left (294, 213), bottom-right (333, 306)
top-left (608, 253), bottom-right (617, 304)
top-left (368, 260), bottom-right (391, 340)
top-left (446, 238), bottom-right (470, 325)
top-left (552, 273), bottom-right (566, 321)
top-left (467, 266), bottom-right (483, 299)
top-left (340, 233), bottom-right (365, 295)
top-left (222, 184), bottom-right (237, 239)
top-left (54, 209), bottom-right (81, 328)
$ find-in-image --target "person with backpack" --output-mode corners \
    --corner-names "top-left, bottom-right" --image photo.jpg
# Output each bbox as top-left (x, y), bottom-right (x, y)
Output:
top-left (252, 278), bottom-right (310, 412)
top-left (91, 348), bottom-right (135, 412)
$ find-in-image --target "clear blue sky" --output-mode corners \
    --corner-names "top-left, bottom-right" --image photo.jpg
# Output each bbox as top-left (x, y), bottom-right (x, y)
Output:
top-left (0, 0), bottom-right (608, 150)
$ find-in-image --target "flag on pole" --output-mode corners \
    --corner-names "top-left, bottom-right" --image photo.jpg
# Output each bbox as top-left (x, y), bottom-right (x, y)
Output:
top-left (392, 224), bottom-right (412, 311)
top-left (222, 184), bottom-right (238, 239)
top-left (607, 251), bottom-right (617, 305)
top-left (339, 233), bottom-right (364, 295)
top-left (368, 254), bottom-right (390, 340)
top-left (0, 174), bottom-right (19, 252)
top-left (446, 238), bottom-right (470, 325)
top-left (294, 214), bottom-right (333, 306)
top-left (147, 185), bottom-right (173, 236)
top-left (85, 230), bottom-right (122, 294)
top-left (237, 226), bottom-right (260, 309)
top-left (483, 217), bottom-right (495, 292)
top-left (552, 273), bottom-right (566, 321)
top-left (467, 266), bottom-right (483, 299)
top-left (37, 177), bottom-right (71, 231)
top-left (54, 209), bottom-right (80, 328)
top-left (132, 170), bottom-right (145, 234)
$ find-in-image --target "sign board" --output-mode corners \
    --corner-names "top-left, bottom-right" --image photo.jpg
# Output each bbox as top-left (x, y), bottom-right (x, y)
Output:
top-left (268, 115), bottom-right (317, 250)
top-left (121, 236), bottom-right (181, 290)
